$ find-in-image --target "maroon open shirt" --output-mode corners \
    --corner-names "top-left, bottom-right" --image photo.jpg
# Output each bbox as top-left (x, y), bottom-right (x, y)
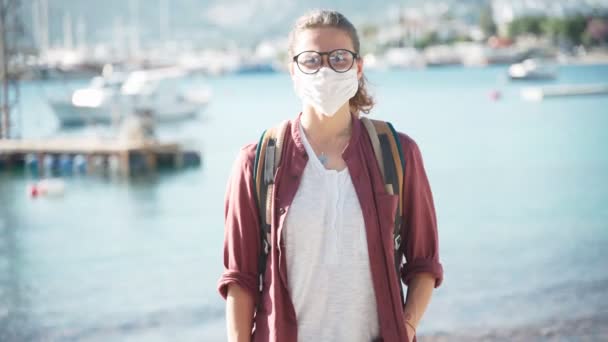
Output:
top-left (218, 112), bottom-right (444, 342)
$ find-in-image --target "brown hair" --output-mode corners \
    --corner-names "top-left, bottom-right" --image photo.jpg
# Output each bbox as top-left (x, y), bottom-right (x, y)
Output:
top-left (288, 9), bottom-right (375, 115)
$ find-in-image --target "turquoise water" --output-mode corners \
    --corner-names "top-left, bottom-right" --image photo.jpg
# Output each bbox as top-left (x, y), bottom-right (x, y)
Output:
top-left (1, 64), bottom-right (608, 340)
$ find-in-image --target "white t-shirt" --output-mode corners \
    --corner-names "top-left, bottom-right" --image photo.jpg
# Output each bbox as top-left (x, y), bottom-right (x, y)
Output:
top-left (282, 123), bottom-right (380, 341)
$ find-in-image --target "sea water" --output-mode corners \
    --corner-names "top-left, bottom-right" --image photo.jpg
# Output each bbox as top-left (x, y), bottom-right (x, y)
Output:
top-left (1, 64), bottom-right (607, 341)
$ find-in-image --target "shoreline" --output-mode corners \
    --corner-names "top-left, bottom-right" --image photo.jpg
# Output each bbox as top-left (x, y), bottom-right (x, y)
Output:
top-left (419, 311), bottom-right (608, 341)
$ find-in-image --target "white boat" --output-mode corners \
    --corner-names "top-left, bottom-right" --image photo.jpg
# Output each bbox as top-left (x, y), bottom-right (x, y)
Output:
top-left (49, 67), bottom-right (210, 127)
top-left (508, 59), bottom-right (557, 81)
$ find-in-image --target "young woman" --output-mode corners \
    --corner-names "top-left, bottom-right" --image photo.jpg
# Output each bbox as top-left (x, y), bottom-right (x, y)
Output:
top-left (218, 10), bottom-right (443, 342)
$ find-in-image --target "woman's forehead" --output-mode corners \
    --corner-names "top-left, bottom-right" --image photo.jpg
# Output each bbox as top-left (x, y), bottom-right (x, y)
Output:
top-left (293, 27), bottom-right (354, 54)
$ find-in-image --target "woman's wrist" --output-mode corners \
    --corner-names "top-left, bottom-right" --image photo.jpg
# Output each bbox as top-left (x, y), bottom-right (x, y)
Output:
top-left (404, 319), bottom-right (416, 333)
top-left (403, 311), bottom-right (417, 336)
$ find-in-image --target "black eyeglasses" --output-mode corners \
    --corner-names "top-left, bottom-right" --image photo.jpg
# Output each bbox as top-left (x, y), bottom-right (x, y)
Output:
top-left (292, 49), bottom-right (359, 74)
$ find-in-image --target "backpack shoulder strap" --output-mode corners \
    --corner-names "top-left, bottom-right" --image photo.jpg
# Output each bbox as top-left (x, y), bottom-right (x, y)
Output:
top-left (360, 116), bottom-right (406, 304)
top-left (252, 120), bottom-right (289, 299)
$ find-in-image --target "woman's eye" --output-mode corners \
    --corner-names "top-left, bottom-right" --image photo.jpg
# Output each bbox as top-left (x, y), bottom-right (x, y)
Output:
top-left (303, 56), bottom-right (319, 65)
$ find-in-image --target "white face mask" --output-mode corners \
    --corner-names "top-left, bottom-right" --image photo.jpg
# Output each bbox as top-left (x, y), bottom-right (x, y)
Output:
top-left (293, 67), bottom-right (359, 117)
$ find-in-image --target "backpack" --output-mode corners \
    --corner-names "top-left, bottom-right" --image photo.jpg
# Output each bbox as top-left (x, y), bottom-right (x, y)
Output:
top-left (252, 117), bottom-right (406, 306)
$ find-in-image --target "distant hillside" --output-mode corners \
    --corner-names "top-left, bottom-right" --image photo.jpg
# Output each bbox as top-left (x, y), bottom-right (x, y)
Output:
top-left (18, 0), bottom-right (489, 48)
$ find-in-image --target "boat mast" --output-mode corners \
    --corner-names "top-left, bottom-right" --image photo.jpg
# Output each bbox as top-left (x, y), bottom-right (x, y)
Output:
top-left (159, 0), bottom-right (169, 45)
top-left (0, 0), bottom-right (22, 139)
top-left (63, 11), bottom-right (73, 50)
top-left (129, 0), bottom-right (140, 59)
top-left (40, 0), bottom-right (48, 56)
top-left (0, 2), bottom-right (7, 139)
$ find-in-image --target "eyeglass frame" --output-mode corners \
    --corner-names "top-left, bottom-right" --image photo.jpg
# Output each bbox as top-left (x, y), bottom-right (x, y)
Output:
top-left (292, 49), bottom-right (360, 74)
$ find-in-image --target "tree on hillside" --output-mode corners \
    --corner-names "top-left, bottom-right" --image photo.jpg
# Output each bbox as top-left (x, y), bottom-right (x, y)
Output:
top-left (562, 15), bottom-right (588, 46)
top-left (584, 17), bottom-right (608, 45)
top-left (508, 16), bottom-right (544, 38)
top-left (479, 4), bottom-right (497, 37)
top-left (510, 15), bottom-right (594, 48)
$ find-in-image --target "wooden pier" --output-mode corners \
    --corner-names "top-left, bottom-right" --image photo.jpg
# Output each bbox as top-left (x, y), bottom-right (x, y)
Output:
top-left (0, 138), bottom-right (201, 177)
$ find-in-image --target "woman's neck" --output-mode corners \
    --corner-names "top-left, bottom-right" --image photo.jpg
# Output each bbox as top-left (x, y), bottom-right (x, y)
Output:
top-left (301, 103), bottom-right (352, 143)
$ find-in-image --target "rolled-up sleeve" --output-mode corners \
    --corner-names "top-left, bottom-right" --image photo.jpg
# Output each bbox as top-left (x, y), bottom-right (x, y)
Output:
top-left (217, 143), bottom-right (261, 300)
top-left (399, 134), bottom-right (444, 288)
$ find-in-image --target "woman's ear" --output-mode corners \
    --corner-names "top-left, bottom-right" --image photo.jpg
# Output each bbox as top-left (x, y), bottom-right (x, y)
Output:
top-left (289, 61), bottom-right (295, 78)
top-left (356, 58), bottom-right (364, 80)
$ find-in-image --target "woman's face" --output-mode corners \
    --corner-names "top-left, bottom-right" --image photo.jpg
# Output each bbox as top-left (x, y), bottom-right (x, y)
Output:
top-left (290, 27), bottom-right (363, 80)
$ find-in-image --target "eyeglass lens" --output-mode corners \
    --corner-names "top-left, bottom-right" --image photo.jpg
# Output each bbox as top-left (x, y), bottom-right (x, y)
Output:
top-left (296, 49), bottom-right (355, 74)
